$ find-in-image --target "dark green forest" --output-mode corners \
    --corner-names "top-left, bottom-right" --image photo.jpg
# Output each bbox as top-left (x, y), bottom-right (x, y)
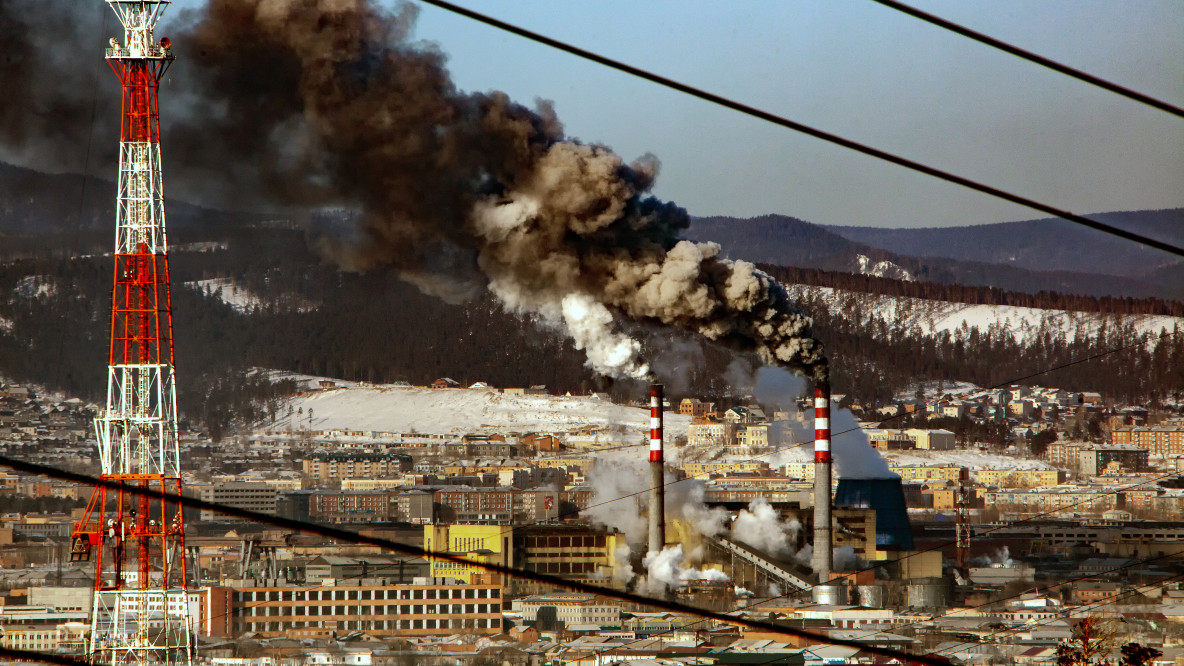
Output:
top-left (1, 226), bottom-right (1181, 440)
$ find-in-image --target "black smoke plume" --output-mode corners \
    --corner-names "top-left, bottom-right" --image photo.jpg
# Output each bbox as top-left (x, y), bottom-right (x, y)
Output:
top-left (1, 0), bottom-right (828, 383)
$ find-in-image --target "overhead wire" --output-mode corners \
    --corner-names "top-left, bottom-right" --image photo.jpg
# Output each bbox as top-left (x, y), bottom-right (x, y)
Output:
top-left (869, 0), bottom-right (1184, 120)
top-left (4, 327), bottom-right (1176, 666)
top-left (140, 326), bottom-right (1182, 640)
top-left (414, 0), bottom-right (1184, 260)
top-left (13, 317), bottom-right (1170, 660)
top-left (0, 455), bottom-right (953, 666)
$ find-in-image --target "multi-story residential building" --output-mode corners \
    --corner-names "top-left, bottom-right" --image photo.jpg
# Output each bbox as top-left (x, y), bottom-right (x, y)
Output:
top-left (229, 575), bottom-right (504, 638)
top-left (1112, 425), bottom-right (1184, 457)
top-left (679, 398), bottom-right (714, 417)
top-left (688, 421), bottom-right (736, 449)
top-left (433, 487), bottom-right (559, 525)
top-left (783, 462), bottom-right (815, 481)
top-left (889, 465), bottom-right (965, 483)
top-left (301, 452), bottom-right (413, 484)
top-left (984, 486), bottom-right (1119, 514)
top-left (198, 482), bottom-right (279, 522)
top-left (511, 593), bottom-right (621, 625)
top-left (974, 468), bottom-right (1063, 487)
top-left (1075, 445), bottom-right (1148, 476)
top-left (729, 424), bottom-right (769, 455)
top-left (683, 461), bottom-right (770, 478)
top-left (308, 491), bottom-right (394, 523)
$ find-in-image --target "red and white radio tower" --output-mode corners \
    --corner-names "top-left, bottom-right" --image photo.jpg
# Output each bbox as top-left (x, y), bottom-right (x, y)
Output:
top-left (70, 2), bottom-right (194, 664)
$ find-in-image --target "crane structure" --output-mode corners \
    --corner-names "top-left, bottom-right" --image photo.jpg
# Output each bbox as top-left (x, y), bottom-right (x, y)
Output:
top-left (69, 2), bottom-right (194, 665)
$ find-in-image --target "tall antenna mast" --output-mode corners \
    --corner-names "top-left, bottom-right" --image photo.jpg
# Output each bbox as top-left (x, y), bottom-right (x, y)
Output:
top-left (70, 2), bottom-right (194, 664)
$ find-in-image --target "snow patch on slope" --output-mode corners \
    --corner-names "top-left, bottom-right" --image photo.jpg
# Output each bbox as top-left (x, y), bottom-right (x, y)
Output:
top-left (186, 277), bottom-right (315, 314)
top-left (13, 275), bottom-right (57, 299)
top-left (856, 254), bottom-right (913, 281)
top-left (265, 380), bottom-right (691, 441)
top-left (789, 285), bottom-right (1183, 344)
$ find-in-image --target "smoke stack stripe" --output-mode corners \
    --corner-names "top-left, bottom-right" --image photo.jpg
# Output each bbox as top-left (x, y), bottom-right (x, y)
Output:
top-left (649, 387), bottom-right (663, 462)
top-left (814, 389), bottom-right (831, 463)
top-left (812, 382), bottom-right (834, 592)
top-left (648, 384), bottom-right (666, 555)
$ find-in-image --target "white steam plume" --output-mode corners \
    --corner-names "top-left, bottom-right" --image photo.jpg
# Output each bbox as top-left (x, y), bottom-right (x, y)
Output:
top-left (638, 544), bottom-right (728, 596)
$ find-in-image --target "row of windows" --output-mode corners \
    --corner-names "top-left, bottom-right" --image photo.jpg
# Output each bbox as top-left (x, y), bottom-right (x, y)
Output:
top-left (240, 603), bottom-right (500, 616)
top-left (521, 535), bottom-right (607, 549)
top-left (526, 562), bottom-right (599, 574)
top-left (236, 588), bottom-right (499, 602)
top-left (243, 618), bottom-right (500, 631)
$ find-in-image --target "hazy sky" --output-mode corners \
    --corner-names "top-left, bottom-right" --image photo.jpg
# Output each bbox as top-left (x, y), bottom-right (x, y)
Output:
top-left (168, 1), bottom-right (1183, 229)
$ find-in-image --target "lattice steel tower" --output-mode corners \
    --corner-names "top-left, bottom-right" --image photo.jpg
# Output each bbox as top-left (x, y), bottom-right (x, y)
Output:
top-left (70, 2), bottom-right (194, 665)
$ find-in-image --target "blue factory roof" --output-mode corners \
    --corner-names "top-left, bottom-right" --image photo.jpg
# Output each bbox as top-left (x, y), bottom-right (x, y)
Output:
top-left (834, 477), bottom-right (915, 550)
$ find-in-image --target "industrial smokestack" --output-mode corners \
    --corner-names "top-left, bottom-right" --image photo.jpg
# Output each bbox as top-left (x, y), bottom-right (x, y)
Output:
top-left (648, 384), bottom-right (666, 556)
top-left (812, 382), bottom-right (833, 592)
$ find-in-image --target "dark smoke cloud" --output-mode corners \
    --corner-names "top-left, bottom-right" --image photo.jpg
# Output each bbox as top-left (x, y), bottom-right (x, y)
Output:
top-left (2, 0), bottom-right (828, 383)
top-left (0, 0), bottom-right (121, 175)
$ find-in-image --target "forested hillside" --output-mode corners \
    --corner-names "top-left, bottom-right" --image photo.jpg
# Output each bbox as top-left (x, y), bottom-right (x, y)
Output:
top-left (2, 226), bottom-right (1181, 441)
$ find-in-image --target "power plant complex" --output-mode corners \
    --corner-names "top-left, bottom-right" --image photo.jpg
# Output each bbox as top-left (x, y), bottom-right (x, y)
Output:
top-left (39, 0), bottom-right (917, 660)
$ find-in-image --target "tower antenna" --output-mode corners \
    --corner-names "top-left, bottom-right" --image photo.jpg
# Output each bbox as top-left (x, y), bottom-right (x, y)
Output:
top-left (70, 2), bottom-right (195, 664)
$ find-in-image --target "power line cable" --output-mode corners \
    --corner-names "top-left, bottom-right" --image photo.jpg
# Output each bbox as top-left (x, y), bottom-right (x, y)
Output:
top-left (0, 456), bottom-right (952, 666)
top-left (414, 0), bottom-right (1184, 260)
top-left (19, 325), bottom-right (1172, 652)
top-left (572, 546), bottom-right (1184, 666)
top-left (4, 332), bottom-right (1174, 662)
top-left (870, 0), bottom-right (1184, 120)
top-left (273, 325), bottom-right (1180, 615)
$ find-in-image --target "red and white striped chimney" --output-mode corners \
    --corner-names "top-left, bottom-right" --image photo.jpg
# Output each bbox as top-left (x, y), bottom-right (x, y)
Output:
top-left (814, 385), bottom-right (831, 464)
top-left (812, 382), bottom-right (833, 588)
top-left (649, 385), bottom-right (664, 463)
top-left (648, 384), bottom-right (666, 555)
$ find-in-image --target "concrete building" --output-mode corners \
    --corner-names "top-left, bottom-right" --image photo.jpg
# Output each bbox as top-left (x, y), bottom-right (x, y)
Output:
top-left (687, 421), bottom-right (736, 449)
top-left (301, 452), bottom-right (413, 484)
top-left (678, 398), bottom-right (714, 417)
top-left (424, 524), bottom-right (511, 584)
top-left (1113, 425), bottom-right (1184, 457)
top-left (510, 593), bottom-right (621, 626)
top-left (1075, 445), bottom-right (1149, 476)
top-left (229, 575), bottom-right (503, 638)
top-left (906, 429), bottom-right (956, 450)
top-left (199, 482), bottom-right (279, 522)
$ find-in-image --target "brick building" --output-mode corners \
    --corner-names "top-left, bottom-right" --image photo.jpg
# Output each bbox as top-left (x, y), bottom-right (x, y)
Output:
top-left (1112, 425), bottom-right (1184, 457)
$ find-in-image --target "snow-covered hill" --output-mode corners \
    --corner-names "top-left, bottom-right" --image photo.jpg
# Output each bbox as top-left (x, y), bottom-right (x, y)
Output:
top-left (264, 377), bottom-right (691, 441)
top-left (788, 284), bottom-right (1182, 344)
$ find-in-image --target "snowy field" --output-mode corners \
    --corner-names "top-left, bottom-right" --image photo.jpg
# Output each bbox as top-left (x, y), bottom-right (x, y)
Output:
top-left (266, 377), bottom-right (691, 440)
top-left (882, 449), bottom-right (1054, 471)
top-left (787, 285), bottom-right (1182, 344)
